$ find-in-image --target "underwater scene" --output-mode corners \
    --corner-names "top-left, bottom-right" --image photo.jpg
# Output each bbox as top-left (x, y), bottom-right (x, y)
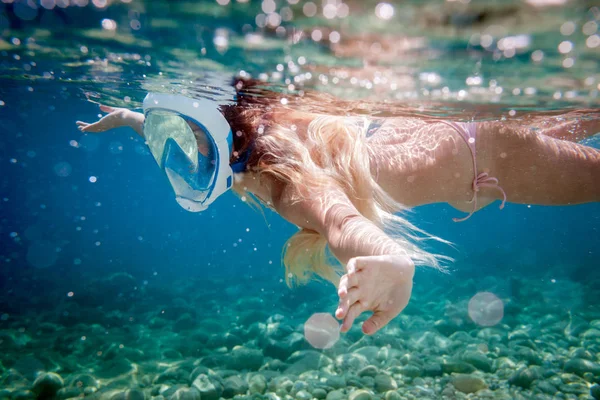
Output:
top-left (1, 0), bottom-right (600, 399)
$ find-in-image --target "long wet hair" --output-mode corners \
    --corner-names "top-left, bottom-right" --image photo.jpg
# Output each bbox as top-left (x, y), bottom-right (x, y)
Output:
top-left (221, 78), bottom-right (449, 287)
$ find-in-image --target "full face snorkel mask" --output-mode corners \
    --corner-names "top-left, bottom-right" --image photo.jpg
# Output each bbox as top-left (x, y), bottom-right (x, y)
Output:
top-left (143, 93), bottom-right (243, 212)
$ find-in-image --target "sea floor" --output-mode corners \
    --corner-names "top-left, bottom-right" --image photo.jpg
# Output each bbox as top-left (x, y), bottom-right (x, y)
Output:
top-left (1, 267), bottom-right (600, 400)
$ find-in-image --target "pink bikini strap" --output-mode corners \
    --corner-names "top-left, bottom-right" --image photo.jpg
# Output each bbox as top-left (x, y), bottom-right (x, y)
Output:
top-left (438, 121), bottom-right (507, 222)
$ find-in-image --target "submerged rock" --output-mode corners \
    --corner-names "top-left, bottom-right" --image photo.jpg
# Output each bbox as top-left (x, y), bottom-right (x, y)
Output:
top-left (263, 333), bottom-right (306, 360)
top-left (398, 365), bottom-right (422, 378)
top-left (313, 388), bottom-right (327, 399)
top-left (384, 391), bottom-right (401, 400)
top-left (226, 347), bottom-right (264, 371)
top-left (11, 390), bottom-right (36, 400)
top-left (357, 366), bottom-right (378, 378)
top-left (191, 374), bottom-right (222, 400)
top-left (153, 367), bottom-right (189, 385)
top-left (536, 381), bottom-right (558, 395)
top-left (68, 374), bottom-right (99, 389)
top-left (111, 389), bottom-right (145, 400)
top-left (325, 375), bottom-right (346, 390)
top-left (335, 353), bottom-right (369, 372)
top-left (591, 384), bottom-right (600, 400)
top-left (248, 374), bottom-right (267, 394)
top-left (222, 376), bottom-right (248, 398)
top-left (461, 351), bottom-right (493, 372)
top-left (423, 363), bottom-right (443, 377)
top-left (295, 390), bottom-right (312, 400)
top-left (348, 389), bottom-right (373, 400)
top-left (508, 367), bottom-right (541, 389)
top-left (441, 360), bottom-right (475, 374)
top-left (285, 351), bottom-right (332, 375)
top-left (326, 390), bottom-right (345, 400)
top-left (564, 358), bottom-right (600, 376)
top-left (169, 388), bottom-right (200, 400)
top-left (32, 372), bottom-right (64, 398)
top-left (95, 358), bottom-right (134, 379)
top-left (373, 374), bottom-right (397, 392)
top-left (451, 374), bottom-right (487, 394)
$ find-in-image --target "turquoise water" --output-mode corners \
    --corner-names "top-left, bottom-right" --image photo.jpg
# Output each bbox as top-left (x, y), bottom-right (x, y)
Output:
top-left (1, 1), bottom-right (600, 399)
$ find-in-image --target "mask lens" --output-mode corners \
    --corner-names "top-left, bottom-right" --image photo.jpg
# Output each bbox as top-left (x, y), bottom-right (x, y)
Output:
top-left (144, 110), bottom-right (219, 206)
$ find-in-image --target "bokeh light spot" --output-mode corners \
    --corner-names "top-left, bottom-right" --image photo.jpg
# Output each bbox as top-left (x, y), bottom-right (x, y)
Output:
top-left (468, 292), bottom-right (504, 327)
top-left (375, 3), bottom-right (394, 20)
top-left (26, 241), bottom-right (58, 269)
top-left (304, 313), bottom-right (340, 349)
top-left (53, 161), bottom-right (72, 177)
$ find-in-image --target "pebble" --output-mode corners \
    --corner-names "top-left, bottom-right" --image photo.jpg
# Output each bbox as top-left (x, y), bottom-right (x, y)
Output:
top-left (399, 365), bottom-right (421, 378)
top-left (564, 358), bottom-right (600, 376)
top-left (560, 382), bottom-right (589, 395)
top-left (249, 374), bottom-right (267, 394)
top-left (111, 389), bottom-right (146, 400)
top-left (358, 366), bottom-right (378, 377)
top-left (441, 360), bottom-right (475, 374)
top-left (295, 390), bottom-right (312, 400)
top-left (461, 351), bottom-right (493, 372)
top-left (226, 347), bottom-right (265, 371)
top-left (348, 389), bottom-right (373, 400)
top-left (536, 381), bottom-right (558, 395)
top-left (10, 390), bottom-right (36, 400)
top-left (384, 391), bottom-right (401, 400)
top-left (591, 384), bottom-right (600, 400)
top-left (326, 375), bottom-right (346, 389)
top-left (423, 363), bottom-right (443, 377)
top-left (313, 388), bottom-right (327, 399)
top-left (508, 367), bottom-right (541, 389)
top-left (582, 329), bottom-right (600, 339)
top-left (222, 376), bottom-right (248, 398)
top-left (191, 374), bottom-right (222, 400)
top-left (326, 390), bottom-right (345, 400)
top-left (153, 368), bottom-right (189, 384)
top-left (374, 374), bottom-right (397, 392)
top-left (32, 372), bottom-right (64, 398)
top-left (169, 388), bottom-right (200, 400)
top-left (451, 374), bottom-right (487, 394)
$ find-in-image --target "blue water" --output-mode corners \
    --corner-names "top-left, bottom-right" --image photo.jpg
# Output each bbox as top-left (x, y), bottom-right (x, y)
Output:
top-left (1, 1), bottom-right (600, 399)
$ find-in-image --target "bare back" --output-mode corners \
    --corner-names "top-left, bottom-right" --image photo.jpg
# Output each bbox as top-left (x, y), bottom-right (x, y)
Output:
top-left (365, 118), bottom-right (483, 212)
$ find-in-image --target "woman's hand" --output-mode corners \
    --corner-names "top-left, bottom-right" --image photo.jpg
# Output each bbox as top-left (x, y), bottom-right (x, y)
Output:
top-left (336, 254), bottom-right (415, 335)
top-left (76, 105), bottom-right (133, 133)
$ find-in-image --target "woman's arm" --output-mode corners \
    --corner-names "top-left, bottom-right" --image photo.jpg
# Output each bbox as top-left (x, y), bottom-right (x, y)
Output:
top-left (76, 105), bottom-right (145, 137)
top-left (273, 183), bottom-right (415, 335)
top-left (477, 121), bottom-right (600, 206)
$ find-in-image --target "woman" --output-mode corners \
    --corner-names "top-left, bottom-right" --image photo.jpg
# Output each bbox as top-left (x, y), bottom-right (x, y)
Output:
top-left (76, 78), bottom-right (600, 335)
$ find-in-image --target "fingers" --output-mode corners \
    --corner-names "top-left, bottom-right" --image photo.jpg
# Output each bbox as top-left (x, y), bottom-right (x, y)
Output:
top-left (76, 121), bottom-right (90, 132)
top-left (76, 121), bottom-right (101, 133)
top-left (336, 287), bottom-right (360, 320)
top-left (341, 301), bottom-right (366, 333)
top-left (338, 270), bottom-right (358, 297)
top-left (362, 311), bottom-right (394, 335)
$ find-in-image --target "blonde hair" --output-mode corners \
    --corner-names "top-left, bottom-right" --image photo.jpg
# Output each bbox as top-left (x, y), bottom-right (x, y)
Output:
top-left (233, 112), bottom-right (450, 288)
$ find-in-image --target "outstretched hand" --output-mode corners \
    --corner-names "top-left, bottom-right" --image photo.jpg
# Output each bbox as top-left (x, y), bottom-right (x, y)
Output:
top-left (336, 254), bottom-right (415, 335)
top-left (76, 105), bottom-right (131, 133)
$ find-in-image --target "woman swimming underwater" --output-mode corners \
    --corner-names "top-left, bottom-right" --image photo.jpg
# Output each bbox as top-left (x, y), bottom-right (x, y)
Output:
top-left (76, 78), bottom-right (600, 335)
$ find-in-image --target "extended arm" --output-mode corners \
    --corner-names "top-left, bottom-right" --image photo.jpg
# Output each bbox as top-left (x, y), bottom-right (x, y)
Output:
top-left (76, 105), bottom-right (145, 137)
